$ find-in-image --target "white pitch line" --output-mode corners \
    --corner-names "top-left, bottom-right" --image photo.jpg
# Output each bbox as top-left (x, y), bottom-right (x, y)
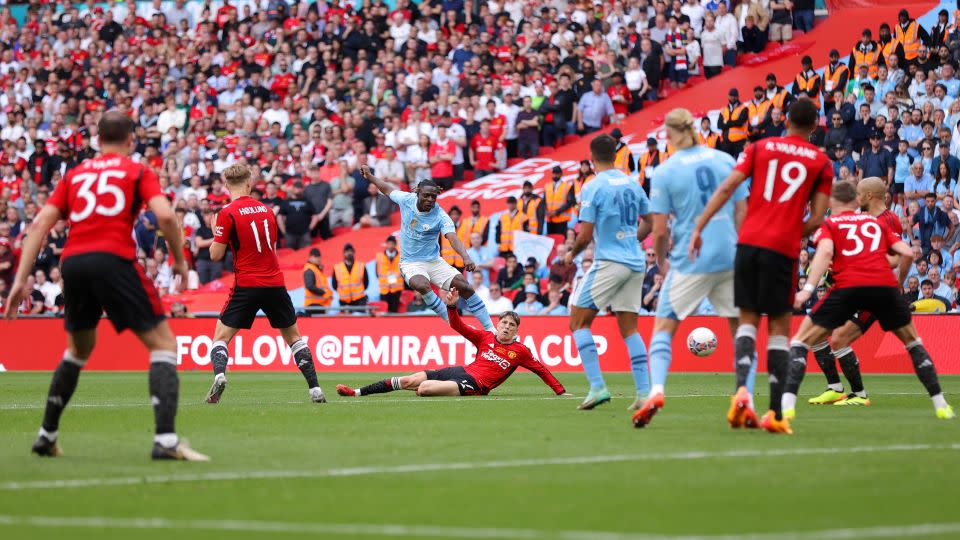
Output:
top-left (0, 515), bottom-right (959, 540)
top-left (2, 443), bottom-right (956, 492)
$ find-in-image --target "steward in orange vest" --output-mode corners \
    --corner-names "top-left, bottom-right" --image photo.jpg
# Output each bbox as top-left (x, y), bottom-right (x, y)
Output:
top-left (792, 55), bottom-right (822, 110)
top-left (332, 244), bottom-right (368, 306)
top-left (764, 74), bottom-right (794, 115)
top-left (848, 31), bottom-right (879, 79)
top-left (877, 23), bottom-right (902, 68)
top-left (572, 160), bottom-right (595, 219)
top-left (519, 181), bottom-right (545, 234)
top-left (895, 9), bottom-right (929, 62)
top-left (637, 137), bottom-right (663, 191)
top-left (698, 117), bottom-right (719, 148)
top-left (496, 196), bottom-right (529, 256)
top-left (610, 128), bottom-right (635, 174)
top-left (718, 88), bottom-right (749, 157)
top-left (441, 206), bottom-right (465, 270)
top-left (544, 165), bottom-right (576, 235)
top-left (303, 248), bottom-right (332, 309)
top-left (375, 235), bottom-right (403, 313)
top-left (746, 86), bottom-right (772, 142)
top-left (822, 49), bottom-right (850, 116)
top-left (458, 201), bottom-right (490, 245)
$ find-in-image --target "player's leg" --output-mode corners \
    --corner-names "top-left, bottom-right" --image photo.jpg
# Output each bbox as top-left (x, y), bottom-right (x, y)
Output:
top-left (807, 340), bottom-right (846, 403)
top-left (416, 380), bottom-right (462, 397)
top-left (32, 329), bottom-right (96, 457)
top-left (569, 261), bottom-right (614, 410)
top-left (136, 321), bottom-right (209, 461)
top-left (782, 317), bottom-right (832, 419)
top-left (206, 320), bottom-right (241, 404)
top-left (450, 273), bottom-right (495, 331)
top-left (339, 372), bottom-right (428, 397)
top-left (891, 323), bottom-right (954, 419)
top-left (614, 311), bottom-right (649, 405)
top-left (765, 312), bottom-right (793, 420)
top-left (406, 271), bottom-right (449, 323)
top-left (631, 315), bottom-right (674, 427)
top-left (278, 324), bottom-right (325, 403)
top-left (831, 321), bottom-right (869, 405)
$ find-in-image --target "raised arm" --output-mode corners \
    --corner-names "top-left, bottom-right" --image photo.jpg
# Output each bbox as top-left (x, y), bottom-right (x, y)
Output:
top-left (445, 231), bottom-right (475, 272)
top-left (443, 289), bottom-right (485, 345)
top-left (359, 164), bottom-right (396, 197)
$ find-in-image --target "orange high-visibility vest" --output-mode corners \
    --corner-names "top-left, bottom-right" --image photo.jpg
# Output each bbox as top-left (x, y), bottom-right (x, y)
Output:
top-left (441, 227), bottom-right (464, 267)
top-left (637, 150), bottom-right (662, 183)
top-left (613, 144), bottom-right (634, 174)
top-left (720, 104), bottom-right (749, 142)
top-left (850, 45), bottom-right (878, 78)
top-left (573, 174), bottom-right (595, 217)
top-left (545, 180), bottom-right (572, 223)
top-left (521, 196), bottom-right (542, 233)
top-left (458, 215), bottom-right (489, 245)
top-left (896, 20), bottom-right (920, 60)
top-left (375, 252), bottom-right (403, 295)
top-left (698, 131), bottom-right (719, 148)
top-left (498, 210), bottom-right (527, 253)
top-left (794, 72), bottom-right (822, 109)
top-left (879, 38), bottom-right (898, 63)
top-left (747, 99), bottom-right (772, 128)
top-left (823, 63), bottom-right (850, 98)
top-left (303, 263), bottom-right (332, 307)
top-left (334, 261), bottom-right (366, 303)
top-left (769, 87), bottom-right (790, 110)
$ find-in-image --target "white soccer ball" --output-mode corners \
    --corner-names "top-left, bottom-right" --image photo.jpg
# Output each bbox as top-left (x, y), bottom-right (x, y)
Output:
top-left (687, 327), bottom-right (718, 357)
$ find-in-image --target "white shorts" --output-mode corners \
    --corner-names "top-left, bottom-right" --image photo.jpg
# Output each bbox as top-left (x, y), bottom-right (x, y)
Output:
top-left (400, 259), bottom-right (462, 290)
top-left (571, 260), bottom-right (644, 313)
top-left (656, 269), bottom-right (738, 320)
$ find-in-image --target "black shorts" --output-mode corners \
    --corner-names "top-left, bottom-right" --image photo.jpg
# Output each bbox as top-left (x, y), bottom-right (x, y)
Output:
top-left (425, 366), bottom-right (482, 396)
top-left (811, 286), bottom-right (911, 332)
top-left (734, 244), bottom-right (797, 316)
top-left (61, 253), bottom-right (165, 333)
top-left (849, 310), bottom-right (877, 334)
top-left (220, 286), bottom-right (297, 329)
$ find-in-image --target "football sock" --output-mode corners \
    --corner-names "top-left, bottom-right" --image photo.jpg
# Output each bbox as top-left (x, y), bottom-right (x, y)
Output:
top-left (211, 341), bottom-right (229, 377)
top-left (573, 329), bottom-right (605, 391)
top-left (813, 341), bottom-right (843, 391)
top-left (422, 291), bottom-right (450, 323)
top-left (648, 331), bottom-right (672, 395)
top-left (624, 333), bottom-right (649, 397)
top-left (782, 341), bottom-right (809, 412)
top-left (291, 339), bottom-right (321, 389)
top-left (358, 377), bottom-right (402, 396)
top-left (767, 336), bottom-right (790, 420)
top-left (905, 339), bottom-right (943, 398)
top-left (464, 293), bottom-right (495, 331)
top-left (40, 350), bottom-right (86, 435)
top-left (745, 351), bottom-right (758, 398)
top-left (834, 346), bottom-right (865, 396)
top-left (734, 324), bottom-right (757, 390)
top-left (149, 351), bottom-right (179, 441)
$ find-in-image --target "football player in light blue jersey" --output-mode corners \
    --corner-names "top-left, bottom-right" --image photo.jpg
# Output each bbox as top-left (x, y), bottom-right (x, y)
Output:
top-left (565, 134), bottom-right (653, 410)
top-left (360, 166), bottom-right (494, 331)
top-left (632, 109), bottom-right (755, 428)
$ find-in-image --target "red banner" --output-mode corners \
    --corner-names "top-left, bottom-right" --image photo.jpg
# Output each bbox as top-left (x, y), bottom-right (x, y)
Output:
top-left (1, 316), bottom-right (958, 374)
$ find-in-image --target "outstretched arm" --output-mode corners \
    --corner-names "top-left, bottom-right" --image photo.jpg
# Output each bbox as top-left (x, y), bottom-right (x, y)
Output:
top-left (445, 231), bottom-right (475, 272)
top-left (520, 349), bottom-right (567, 395)
top-left (443, 289), bottom-right (485, 345)
top-left (359, 164), bottom-right (395, 197)
top-left (4, 204), bottom-right (60, 320)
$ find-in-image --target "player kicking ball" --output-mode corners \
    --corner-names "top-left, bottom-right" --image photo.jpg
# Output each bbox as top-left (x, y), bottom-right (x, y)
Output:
top-left (336, 289), bottom-right (567, 397)
top-left (204, 164), bottom-right (325, 404)
top-left (5, 111), bottom-right (207, 460)
top-left (566, 134), bottom-right (653, 411)
top-left (783, 177), bottom-right (903, 418)
top-left (691, 99), bottom-right (832, 434)
top-left (359, 165), bottom-right (495, 332)
top-left (632, 109), bottom-right (754, 428)
top-left (787, 181), bottom-right (954, 421)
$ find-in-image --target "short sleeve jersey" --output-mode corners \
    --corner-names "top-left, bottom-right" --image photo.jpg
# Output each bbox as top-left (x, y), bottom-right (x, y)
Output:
top-left (578, 168), bottom-right (650, 272)
top-left (650, 146), bottom-right (748, 274)
top-left (213, 196), bottom-right (285, 287)
top-left (734, 136), bottom-right (834, 258)
top-left (48, 153), bottom-right (161, 261)
top-left (812, 211), bottom-right (902, 288)
top-left (390, 190), bottom-right (456, 263)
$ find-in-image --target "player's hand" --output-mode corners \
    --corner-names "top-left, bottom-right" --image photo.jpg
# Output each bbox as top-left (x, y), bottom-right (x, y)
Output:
top-left (443, 288), bottom-right (460, 306)
top-left (463, 259), bottom-right (476, 272)
top-left (359, 165), bottom-right (372, 180)
top-left (688, 230), bottom-right (702, 261)
top-left (793, 290), bottom-right (811, 311)
top-left (3, 279), bottom-right (26, 321)
top-left (172, 260), bottom-right (190, 293)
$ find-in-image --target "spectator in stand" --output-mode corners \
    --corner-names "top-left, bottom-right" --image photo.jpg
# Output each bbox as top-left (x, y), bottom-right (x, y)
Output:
top-left (858, 132), bottom-right (895, 185)
top-left (428, 127), bottom-right (456, 191)
top-left (303, 170), bottom-right (333, 240)
top-left (515, 283), bottom-right (544, 316)
top-left (469, 120), bottom-right (502, 179)
top-left (905, 161), bottom-right (936, 208)
top-left (332, 244), bottom-right (368, 310)
top-left (832, 145), bottom-right (856, 178)
top-left (329, 162), bottom-right (355, 230)
top-left (0, 237), bottom-right (13, 288)
top-left (516, 97), bottom-right (541, 159)
top-left (624, 58), bottom-right (651, 112)
top-left (735, 0), bottom-right (770, 50)
top-left (375, 236), bottom-right (403, 314)
top-left (760, 107), bottom-right (787, 139)
top-left (769, 0), bottom-right (794, 44)
top-left (700, 13), bottom-right (725, 79)
top-left (714, 2), bottom-right (739, 67)
top-left (278, 181), bottom-right (319, 250)
top-left (497, 253), bottom-right (524, 292)
top-left (482, 283), bottom-right (515, 316)
top-left (303, 248), bottom-right (332, 313)
top-left (739, 16), bottom-right (765, 55)
top-left (576, 79), bottom-right (616, 135)
top-left (914, 193), bottom-right (955, 252)
top-left (823, 111), bottom-right (850, 160)
top-left (355, 183), bottom-right (393, 230)
top-left (550, 244), bottom-right (578, 288)
top-left (194, 208), bottom-right (222, 285)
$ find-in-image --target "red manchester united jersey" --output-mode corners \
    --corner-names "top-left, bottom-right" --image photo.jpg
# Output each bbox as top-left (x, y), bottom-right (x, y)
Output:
top-left (735, 136), bottom-right (834, 258)
top-left (49, 153), bottom-right (161, 261)
top-left (813, 211), bottom-right (902, 288)
top-left (448, 307), bottom-right (565, 395)
top-left (213, 196), bottom-right (285, 288)
top-left (876, 209), bottom-right (904, 236)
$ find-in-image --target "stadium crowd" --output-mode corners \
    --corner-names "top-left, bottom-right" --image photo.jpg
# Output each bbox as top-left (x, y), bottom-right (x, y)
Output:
top-left (0, 0), bottom-right (958, 317)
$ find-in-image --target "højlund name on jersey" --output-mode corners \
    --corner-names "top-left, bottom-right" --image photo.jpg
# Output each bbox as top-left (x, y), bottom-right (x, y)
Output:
top-left (237, 205), bottom-right (269, 216)
top-left (763, 141), bottom-right (818, 159)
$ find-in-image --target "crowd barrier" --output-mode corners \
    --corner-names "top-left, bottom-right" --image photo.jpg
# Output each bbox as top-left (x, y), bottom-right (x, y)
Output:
top-left (1, 315), bottom-right (957, 374)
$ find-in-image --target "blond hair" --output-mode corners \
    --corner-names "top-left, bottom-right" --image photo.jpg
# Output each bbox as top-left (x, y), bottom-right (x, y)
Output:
top-left (223, 164), bottom-right (252, 187)
top-left (664, 108), bottom-right (698, 150)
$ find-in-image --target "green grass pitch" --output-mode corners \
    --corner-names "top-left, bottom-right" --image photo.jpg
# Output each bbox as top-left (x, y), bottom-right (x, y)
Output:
top-left (0, 371), bottom-right (958, 539)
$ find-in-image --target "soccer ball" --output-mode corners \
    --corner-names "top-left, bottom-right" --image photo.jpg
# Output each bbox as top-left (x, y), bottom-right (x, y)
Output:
top-left (687, 327), bottom-right (718, 357)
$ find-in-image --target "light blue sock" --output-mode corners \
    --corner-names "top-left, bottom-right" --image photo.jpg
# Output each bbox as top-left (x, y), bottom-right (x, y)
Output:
top-left (422, 291), bottom-right (449, 323)
top-left (746, 351), bottom-right (758, 395)
top-left (648, 331), bottom-right (673, 391)
top-left (464, 293), bottom-right (495, 331)
top-left (624, 333), bottom-right (649, 396)
top-left (573, 329), bottom-right (605, 390)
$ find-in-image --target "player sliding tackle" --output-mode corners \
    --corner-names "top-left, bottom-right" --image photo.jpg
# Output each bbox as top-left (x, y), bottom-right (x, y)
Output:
top-left (359, 165), bottom-right (494, 331)
top-left (205, 164), bottom-right (325, 404)
top-left (336, 289), bottom-right (567, 397)
top-left (786, 181), bottom-right (954, 421)
top-left (631, 109), bottom-right (754, 428)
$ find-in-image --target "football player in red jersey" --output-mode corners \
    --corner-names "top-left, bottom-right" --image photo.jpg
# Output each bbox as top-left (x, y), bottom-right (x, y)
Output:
top-left (790, 181), bottom-right (955, 420)
top-left (204, 164), bottom-right (326, 404)
top-left (335, 290), bottom-right (568, 398)
top-left (4, 111), bottom-right (208, 461)
top-left (690, 99), bottom-right (832, 434)
top-left (785, 178), bottom-right (904, 415)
